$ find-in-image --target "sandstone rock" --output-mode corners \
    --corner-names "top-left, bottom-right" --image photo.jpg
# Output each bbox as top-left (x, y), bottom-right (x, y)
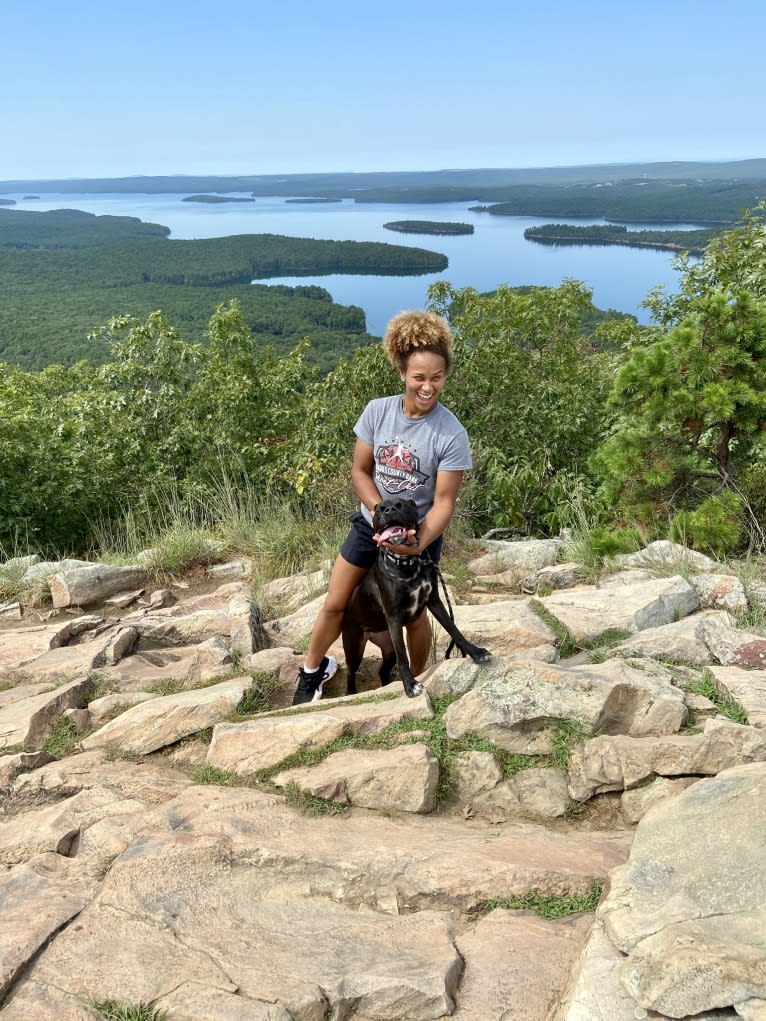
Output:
top-left (541, 575), bottom-right (699, 643)
top-left (444, 657), bottom-right (686, 755)
top-left (468, 538), bottom-right (564, 576)
top-left (145, 786), bottom-right (632, 913)
top-left (208, 559), bottom-right (254, 580)
top-left (613, 610), bottom-right (732, 666)
top-left (0, 601), bottom-right (22, 620)
top-left (132, 608), bottom-right (233, 646)
top-left (0, 786), bottom-right (138, 865)
top-left (472, 767), bottom-right (571, 822)
top-left (0, 750), bottom-right (54, 791)
top-left (450, 750), bottom-right (503, 803)
top-left (450, 600), bottom-right (557, 655)
top-left (11, 825), bottom-right (463, 1021)
top-left (615, 540), bottom-right (724, 574)
top-left (598, 568), bottom-right (655, 587)
top-left (261, 564), bottom-right (330, 612)
top-left (156, 985), bottom-right (293, 1020)
top-left (8, 749), bottom-right (190, 809)
top-left (274, 743), bottom-right (440, 813)
top-left (620, 775), bottom-right (701, 824)
top-left (691, 572), bottom-right (748, 612)
top-left (709, 665), bottom-right (766, 727)
top-left (568, 718), bottom-right (766, 801)
top-left (227, 590), bottom-right (268, 655)
top-left (0, 853), bottom-right (99, 998)
top-left (90, 625), bottom-right (139, 667)
top-left (104, 587), bottom-right (145, 608)
top-left (702, 619), bottom-right (766, 670)
top-left (265, 593), bottom-right (325, 645)
top-left (48, 564), bottom-right (148, 608)
top-left (602, 762), bottom-right (766, 1016)
top-left (48, 614), bottom-right (105, 649)
top-left (454, 909), bottom-right (592, 1021)
top-left (81, 676), bottom-right (251, 754)
top-left (3, 553), bottom-right (40, 572)
top-left (20, 558), bottom-right (90, 585)
top-left (518, 562), bottom-right (585, 594)
top-left (184, 635), bottom-right (233, 686)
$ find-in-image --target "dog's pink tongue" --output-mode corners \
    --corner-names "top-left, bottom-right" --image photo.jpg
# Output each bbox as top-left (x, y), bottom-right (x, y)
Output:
top-left (376, 526), bottom-right (407, 546)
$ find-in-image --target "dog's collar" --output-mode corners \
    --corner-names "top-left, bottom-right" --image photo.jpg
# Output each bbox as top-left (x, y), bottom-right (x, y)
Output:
top-left (380, 548), bottom-right (426, 570)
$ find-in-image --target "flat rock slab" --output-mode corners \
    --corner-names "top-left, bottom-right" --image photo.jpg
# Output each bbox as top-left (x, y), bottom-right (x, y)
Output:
top-left (208, 692), bottom-right (434, 774)
top-left (81, 676), bottom-right (250, 754)
top-left (8, 749), bottom-right (190, 810)
top-left (0, 852), bottom-right (99, 998)
top-left (541, 575), bottom-right (699, 643)
top-left (9, 826), bottom-right (462, 1021)
top-left (147, 786), bottom-right (632, 912)
top-left (468, 538), bottom-right (564, 575)
top-left (601, 761), bottom-right (766, 1017)
top-left (613, 610), bottom-right (731, 666)
top-left (454, 908), bottom-right (592, 1021)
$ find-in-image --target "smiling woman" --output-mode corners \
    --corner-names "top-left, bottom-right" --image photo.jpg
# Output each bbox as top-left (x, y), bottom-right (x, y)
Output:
top-left (292, 308), bottom-right (473, 706)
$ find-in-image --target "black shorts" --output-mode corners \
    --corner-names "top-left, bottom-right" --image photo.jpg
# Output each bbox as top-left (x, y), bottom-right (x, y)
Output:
top-left (339, 511), bottom-right (444, 569)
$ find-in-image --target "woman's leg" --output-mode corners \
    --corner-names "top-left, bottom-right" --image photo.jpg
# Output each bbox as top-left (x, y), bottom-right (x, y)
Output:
top-left (303, 555), bottom-right (369, 669)
top-left (405, 610), bottom-right (433, 676)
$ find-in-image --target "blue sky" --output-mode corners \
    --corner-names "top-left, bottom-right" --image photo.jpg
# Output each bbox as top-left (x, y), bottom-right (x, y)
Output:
top-left (3, 0), bottom-right (764, 180)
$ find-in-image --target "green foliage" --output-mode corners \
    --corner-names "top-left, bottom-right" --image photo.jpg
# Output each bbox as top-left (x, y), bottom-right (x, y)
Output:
top-left (191, 764), bottom-right (239, 786)
top-left (668, 491), bottom-right (743, 556)
top-left (479, 880), bottom-right (603, 919)
top-left (524, 223), bottom-right (718, 254)
top-left (93, 1001), bottom-right (168, 1021)
top-left (548, 719), bottom-right (592, 769)
top-left (595, 206), bottom-right (766, 552)
top-left (426, 280), bottom-right (615, 534)
top-left (530, 601), bottom-right (578, 658)
top-left (41, 716), bottom-right (80, 757)
top-left (683, 670), bottom-right (749, 724)
top-left (236, 673), bottom-right (282, 716)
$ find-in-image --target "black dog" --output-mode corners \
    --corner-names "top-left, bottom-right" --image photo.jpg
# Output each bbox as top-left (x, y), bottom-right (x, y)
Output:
top-left (341, 498), bottom-right (491, 698)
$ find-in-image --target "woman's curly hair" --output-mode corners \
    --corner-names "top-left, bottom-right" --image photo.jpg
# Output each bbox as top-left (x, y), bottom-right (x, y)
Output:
top-left (382, 310), bottom-right (453, 374)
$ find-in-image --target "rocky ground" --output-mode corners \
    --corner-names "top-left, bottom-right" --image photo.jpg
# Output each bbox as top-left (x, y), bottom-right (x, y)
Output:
top-left (0, 539), bottom-right (765, 1020)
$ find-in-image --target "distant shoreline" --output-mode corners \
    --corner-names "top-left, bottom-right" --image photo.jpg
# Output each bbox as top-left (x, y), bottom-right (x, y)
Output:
top-left (182, 194), bottom-right (256, 204)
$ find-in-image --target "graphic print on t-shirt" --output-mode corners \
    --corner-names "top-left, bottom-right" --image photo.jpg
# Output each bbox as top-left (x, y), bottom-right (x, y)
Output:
top-left (375, 439), bottom-right (430, 494)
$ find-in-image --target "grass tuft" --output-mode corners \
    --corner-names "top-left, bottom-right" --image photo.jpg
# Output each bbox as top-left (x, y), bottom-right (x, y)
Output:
top-left (530, 600), bottom-right (578, 658)
top-left (479, 880), bottom-right (603, 919)
top-left (93, 1002), bottom-right (168, 1021)
top-left (191, 763), bottom-right (240, 786)
top-left (283, 781), bottom-right (349, 816)
top-left (235, 671), bottom-right (282, 716)
top-left (41, 716), bottom-right (81, 757)
top-left (683, 670), bottom-right (749, 725)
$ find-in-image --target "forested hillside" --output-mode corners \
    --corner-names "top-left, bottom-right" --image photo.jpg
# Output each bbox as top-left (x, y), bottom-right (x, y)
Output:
top-left (0, 209), bottom-right (448, 370)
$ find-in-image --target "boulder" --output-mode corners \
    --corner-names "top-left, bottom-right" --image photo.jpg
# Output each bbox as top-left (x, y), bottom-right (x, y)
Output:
top-left (444, 657), bottom-right (686, 755)
top-left (613, 610), bottom-right (732, 666)
top-left (48, 564), bottom-right (148, 608)
top-left (0, 676), bottom-right (92, 750)
top-left (602, 762), bottom-right (766, 1017)
top-left (690, 572), bottom-right (748, 612)
top-left (702, 619), bottom-right (766, 670)
top-left (614, 540), bottom-right (724, 574)
top-left (274, 743), bottom-right (440, 813)
top-left (541, 575), bottom-right (700, 643)
top-left (449, 601), bottom-right (557, 656)
top-left (467, 538), bottom-right (564, 576)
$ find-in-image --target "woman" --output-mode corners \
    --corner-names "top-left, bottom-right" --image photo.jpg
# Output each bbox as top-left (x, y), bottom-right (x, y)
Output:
top-left (292, 309), bottom-right (472, 705)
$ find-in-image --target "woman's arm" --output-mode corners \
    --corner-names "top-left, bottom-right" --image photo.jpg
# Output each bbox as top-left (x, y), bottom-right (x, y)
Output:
top-left (350, 438), bottom-right (382, 515)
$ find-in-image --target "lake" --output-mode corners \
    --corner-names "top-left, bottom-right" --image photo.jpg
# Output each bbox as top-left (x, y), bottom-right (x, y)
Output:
top-left (8, 191), bottom-right (704, 334)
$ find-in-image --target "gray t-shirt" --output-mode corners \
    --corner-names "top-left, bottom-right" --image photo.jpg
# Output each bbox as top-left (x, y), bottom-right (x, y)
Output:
top-left (354, 395), bottom-right (472, 525)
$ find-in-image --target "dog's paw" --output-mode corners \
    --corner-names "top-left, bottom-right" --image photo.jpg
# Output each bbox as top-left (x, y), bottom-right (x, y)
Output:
top-left (471, 647), bottom-right (492, 663)
top-left (405, 681), bottom-right (423, 698)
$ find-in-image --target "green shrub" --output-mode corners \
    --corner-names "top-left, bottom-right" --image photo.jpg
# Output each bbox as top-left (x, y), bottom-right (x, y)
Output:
top-left (669, 490), bottom-right (743, 556)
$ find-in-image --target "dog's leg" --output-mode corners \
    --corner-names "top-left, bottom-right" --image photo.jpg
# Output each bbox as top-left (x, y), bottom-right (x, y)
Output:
top-left (426, 596), bottom-right (492, 664)
top-left (367, 629), bottom-right (396, 687)
top-left (387, 618), bottom-right (422, 697)
top-left (342, 622), bottom-right (367, 696)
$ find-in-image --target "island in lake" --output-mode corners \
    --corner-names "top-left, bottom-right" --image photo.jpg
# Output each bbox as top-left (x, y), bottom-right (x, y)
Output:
top-left (0, 198), bottom-right (16, 206)
top-left (182, 194), bottom-right (256, 204)
top-left (523, 223), bottom-right (718, 255)
top-left (285, 197), bottom-right (343, 204)
top-left (383, 220), bottom-right (474, 236)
